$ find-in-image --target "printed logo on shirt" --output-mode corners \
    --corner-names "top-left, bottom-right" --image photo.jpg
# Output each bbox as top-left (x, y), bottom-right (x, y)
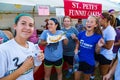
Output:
top-left (80, 40), bottom-right (93, 49)
top-left (47, 42), bottom-right (59, 52)
top-left (4, 68), bottom-right (33, 76)
top-left (4, 57), bottom-right (33, 76)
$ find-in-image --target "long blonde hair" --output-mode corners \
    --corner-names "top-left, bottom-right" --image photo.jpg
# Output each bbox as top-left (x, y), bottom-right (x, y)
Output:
top-left (89, 15), bottom-right (103, 35)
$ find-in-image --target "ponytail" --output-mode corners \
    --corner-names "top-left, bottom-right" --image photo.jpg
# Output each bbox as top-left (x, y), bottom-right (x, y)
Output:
top-left (109, 15), bottom-right (116, 28)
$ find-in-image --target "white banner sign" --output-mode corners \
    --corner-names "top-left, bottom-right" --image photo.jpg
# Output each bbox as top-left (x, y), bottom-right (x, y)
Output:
top-left (38, 5), bottom-right (49, 16)
top-left (56, 8), bottom-right (64, 16)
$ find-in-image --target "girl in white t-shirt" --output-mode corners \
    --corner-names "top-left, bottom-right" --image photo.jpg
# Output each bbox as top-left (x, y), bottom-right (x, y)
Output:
top-left (0, 13), bottom-right (44, 80)
top-left (98, 12), bottom-right (116, 78)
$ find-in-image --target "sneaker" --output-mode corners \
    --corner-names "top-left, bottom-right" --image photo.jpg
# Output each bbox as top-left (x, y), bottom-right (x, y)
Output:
top-left (90, 78), bottom-right (94, 80)
top-left (90, 76), bottom-right (95, 80)
top-left (65, 71), bottom-right (73, 79)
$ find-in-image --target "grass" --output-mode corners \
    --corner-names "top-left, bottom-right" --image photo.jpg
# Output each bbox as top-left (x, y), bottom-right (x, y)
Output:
top-left (50, 70), bottom-right (74, 80)
top-left (51, 67), bottom-right (101, 80)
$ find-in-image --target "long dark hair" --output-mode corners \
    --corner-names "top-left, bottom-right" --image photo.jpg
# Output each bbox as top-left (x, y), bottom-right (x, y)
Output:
top-left (14, 13), bottom-right (34, 37)
top-left (49, 18), bottom-right (60, 30)
top-left (14, 13), bottom-right (33, 24)
top-left (101, 12), bottom-right (116, 29)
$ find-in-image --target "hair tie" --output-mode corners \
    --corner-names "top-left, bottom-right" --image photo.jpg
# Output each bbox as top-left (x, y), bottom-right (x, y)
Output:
top-left (99, 14), bottom-right (104, 19)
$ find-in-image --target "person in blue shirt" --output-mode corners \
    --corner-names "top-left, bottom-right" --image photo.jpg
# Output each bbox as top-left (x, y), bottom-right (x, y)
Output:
top-left (61, 16), bottom-right (79, 78)
top-left (75, 18), bottom-right (85, 32)
top-left (40, 18), bottom-right (68, 80)
top-left (0, 30), bottom-right (13, 43)
top-left (74, 15), bottom-right (104, 80)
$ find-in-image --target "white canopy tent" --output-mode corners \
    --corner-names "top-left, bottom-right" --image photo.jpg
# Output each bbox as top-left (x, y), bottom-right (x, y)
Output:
top-left (111, 0), bottom-right (120, 3)
top-left (0, 0), bottom-right (120, 13)
top-left (0, 0), bottom-right (36, 6)
top-left (37, 0), bottom-right (120, 11)
top-left (0, 0), bottom-right (36, 13)
top-left (0, 0), bottom-right (120, 30)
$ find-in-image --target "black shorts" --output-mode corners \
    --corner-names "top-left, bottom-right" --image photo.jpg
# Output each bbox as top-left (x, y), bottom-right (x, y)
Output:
top-left (78, 62), bottom-right (95, 74)
top-left (44, 58), bottom-right (63, 68)
top-left (63, 55), bottom-right (74, 65)
top-left (94, 53), bottom-right (99, 61)
top-left (95, 54), bottom-right (112, 65)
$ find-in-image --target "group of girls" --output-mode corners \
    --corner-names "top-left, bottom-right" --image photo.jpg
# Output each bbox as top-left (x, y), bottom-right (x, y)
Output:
top-left (0, 12), bottom-right (118, 80)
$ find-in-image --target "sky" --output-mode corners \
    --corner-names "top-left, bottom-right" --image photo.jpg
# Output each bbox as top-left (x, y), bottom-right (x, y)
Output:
top-left (110, 0), bottom-right (120, 3)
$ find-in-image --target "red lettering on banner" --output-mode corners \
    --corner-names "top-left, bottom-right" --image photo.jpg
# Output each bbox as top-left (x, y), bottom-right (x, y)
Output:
top-left (64, 0), bottom-right (102, 19)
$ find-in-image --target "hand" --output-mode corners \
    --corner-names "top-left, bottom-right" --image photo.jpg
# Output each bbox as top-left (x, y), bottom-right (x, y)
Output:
top-left (37, 50), bottom-right (44, 61)
top-left (19, 56), bottom-right (34, 73)
top-left (103, 73), bottom-right (112, 80)
top-left (74, 49), bottom-right (79, 54)
top-left (98, 38), bottom-right (105, 47)
top-left (71, 33), bottom-right (77, 39)
top-left (63, 38), bottom-right (68, 45)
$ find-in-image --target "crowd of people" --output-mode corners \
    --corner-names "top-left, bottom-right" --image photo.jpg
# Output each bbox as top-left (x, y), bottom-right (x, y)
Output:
top-left (0, 9), bottom-right (120, 80)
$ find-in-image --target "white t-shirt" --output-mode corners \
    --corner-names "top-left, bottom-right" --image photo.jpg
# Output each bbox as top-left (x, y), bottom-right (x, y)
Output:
top-left (100, 25), bottom-right (116, 60)
top-left (0, 39), bottom-right (42, 80)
